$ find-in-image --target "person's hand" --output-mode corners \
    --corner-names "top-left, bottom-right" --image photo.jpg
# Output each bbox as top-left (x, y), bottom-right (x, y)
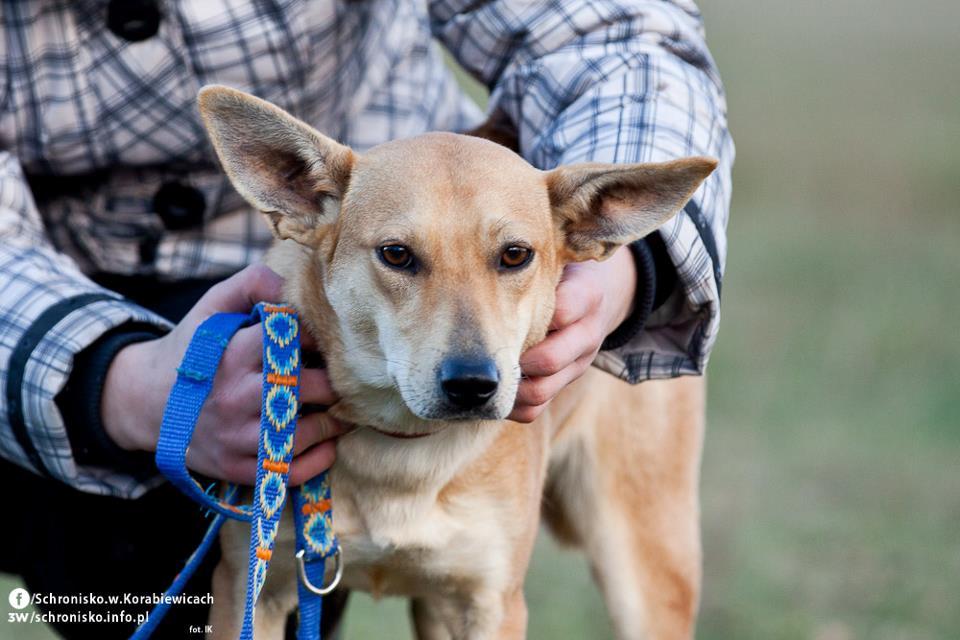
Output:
top-left (509, 246), bottom-right (637, 423)
top-left (102, 264), bottom-right (346, 485)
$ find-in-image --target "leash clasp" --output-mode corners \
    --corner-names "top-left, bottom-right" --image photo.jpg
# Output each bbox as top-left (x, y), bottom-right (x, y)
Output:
top-left (295, 548), bottom-right (343, 596)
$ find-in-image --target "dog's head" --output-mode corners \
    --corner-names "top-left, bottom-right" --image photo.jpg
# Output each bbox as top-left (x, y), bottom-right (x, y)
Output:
top-left (199, 86), bottom-right (715, 426)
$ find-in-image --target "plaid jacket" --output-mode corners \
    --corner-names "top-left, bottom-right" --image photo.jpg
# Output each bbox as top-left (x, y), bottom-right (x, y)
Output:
top-left (0, 0), bottom-right (733, 497)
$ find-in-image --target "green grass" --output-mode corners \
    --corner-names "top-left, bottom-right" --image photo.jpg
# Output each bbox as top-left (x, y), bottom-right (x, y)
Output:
top-left (4, 0), bottom-right (959, 638)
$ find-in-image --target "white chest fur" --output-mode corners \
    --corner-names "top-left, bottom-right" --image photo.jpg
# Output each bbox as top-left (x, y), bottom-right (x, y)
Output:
top-left (328, 426), bottom-right (512, 599)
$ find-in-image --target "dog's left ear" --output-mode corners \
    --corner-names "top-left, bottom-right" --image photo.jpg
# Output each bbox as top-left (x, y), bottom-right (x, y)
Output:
top-left (198, 85), bottom-right (355, 246)
top-left (547, 157), bottom-right (718, 262)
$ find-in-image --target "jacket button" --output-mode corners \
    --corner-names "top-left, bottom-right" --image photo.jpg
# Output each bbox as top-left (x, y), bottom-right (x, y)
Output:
top-left (107, 0), bottom-right (162, 42)
top-left (153, 182), bottom-right (206, 230)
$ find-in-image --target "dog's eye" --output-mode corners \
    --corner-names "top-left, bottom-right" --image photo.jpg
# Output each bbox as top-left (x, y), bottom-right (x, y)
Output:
top-left (499, 246), bottom-right (533, 270)
top-left (378, 244), bottom-right (415, 270)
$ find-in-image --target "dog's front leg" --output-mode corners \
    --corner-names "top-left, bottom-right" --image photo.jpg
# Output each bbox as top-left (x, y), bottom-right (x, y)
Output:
top-left (411, 597), bottom-right (453, 640)
top-left (488, 588), bottom-right (527, 640)
top-left (464, 587), bottom-right (527, 640)
top-left (411, 587), bottom-right (526, 640)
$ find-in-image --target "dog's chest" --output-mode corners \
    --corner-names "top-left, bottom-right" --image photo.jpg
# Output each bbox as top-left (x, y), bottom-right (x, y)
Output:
top-left (333, 486), bottom-right (508, 597)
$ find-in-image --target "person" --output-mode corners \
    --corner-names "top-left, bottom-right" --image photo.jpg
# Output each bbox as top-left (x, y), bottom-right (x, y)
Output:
top-left (0, 0), bottom-right (733, 637)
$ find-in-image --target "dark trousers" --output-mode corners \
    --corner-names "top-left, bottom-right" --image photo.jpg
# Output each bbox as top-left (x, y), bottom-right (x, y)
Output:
top-left (1, 458), bottom-right (219, 638)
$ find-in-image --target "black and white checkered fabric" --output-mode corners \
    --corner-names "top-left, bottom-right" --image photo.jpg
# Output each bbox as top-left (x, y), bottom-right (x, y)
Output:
top-left (0, 0), bottom-right (733, 496)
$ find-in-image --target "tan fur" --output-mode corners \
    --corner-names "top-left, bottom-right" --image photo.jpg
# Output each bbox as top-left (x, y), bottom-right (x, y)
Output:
top-left (198, 86), bottom-right (714, 640)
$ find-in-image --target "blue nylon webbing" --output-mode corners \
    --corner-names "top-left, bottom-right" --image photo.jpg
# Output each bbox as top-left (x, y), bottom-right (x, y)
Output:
top-left (154, 311), bottom-right (255, 521)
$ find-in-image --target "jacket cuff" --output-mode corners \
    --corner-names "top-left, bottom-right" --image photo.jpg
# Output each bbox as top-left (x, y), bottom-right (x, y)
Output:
top-left (600, 238), bottom-right (656, 351)
top-left (600, 233), bottom-right (678, 352)
top-left (57, 322), bottom-right (167, 474)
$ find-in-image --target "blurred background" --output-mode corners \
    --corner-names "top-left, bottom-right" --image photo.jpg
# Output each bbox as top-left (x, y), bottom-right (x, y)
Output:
top-left (3, 0), bottom-right (958, 638)
top-left (356, 1), bottom-right (960, 637)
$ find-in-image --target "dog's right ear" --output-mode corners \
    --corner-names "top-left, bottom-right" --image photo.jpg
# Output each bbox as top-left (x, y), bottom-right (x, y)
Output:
top-left (198, 85), bottom-right (355, 246)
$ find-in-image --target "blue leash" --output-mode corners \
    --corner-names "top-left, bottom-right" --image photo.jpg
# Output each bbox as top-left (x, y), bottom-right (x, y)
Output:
top-left (131, 303), bottom-right (339, 640)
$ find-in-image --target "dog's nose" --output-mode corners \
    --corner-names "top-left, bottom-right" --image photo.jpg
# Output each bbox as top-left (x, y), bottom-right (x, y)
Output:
top-left (439, 357), bottom-right (500, 409)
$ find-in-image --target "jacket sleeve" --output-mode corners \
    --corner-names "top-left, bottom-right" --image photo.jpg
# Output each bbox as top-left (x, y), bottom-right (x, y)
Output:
top-left (0, 151), bottom-right (172, 497)
top-left (429, 0), bottom-right (734, 382)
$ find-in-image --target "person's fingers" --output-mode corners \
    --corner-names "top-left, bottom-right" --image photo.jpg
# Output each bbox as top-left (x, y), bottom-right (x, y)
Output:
top-left (192, 414), bottom-right (345, 482)
top-left (513, 374), bottom-right (558, 409)
top-left (515, 359), bottom-right (577, 408)
top-left (220, 457), bottom-right (259, 485)
top-left (557, 261), bottom-right (586, 285)
top-left (193, 412), bottom-right (261, 461)
top-left (220, 323), bottom-right (321, 372)
top-left (225, 417), bottom-right (262, 455)
top-left (191, 418), bottom-right (343, 484)
top-left (186, 442), bottom-right (259, 485)
top-left (211, 357), bottom-right (334, 417)
top-left (293, 415), bottom-right (350, 455)
top-left (520, 318), bottom-right (596, 377)
top-left (549, 273), bottom-right (601, 331)
top-left (519, 336), bottom-right (570, 378)
top-left (288, 441), bottom-right (337, 486)
top-left (299, 368), bottom-right (339, 406)
top-left (509, 404), bottom-right (544, 424)
top-left (217, 324), bottom-right (264, 372)
top-left (209, 371), bottom-right (262, 421)
top-left (202, 263), bottom-right (285, 313)
top-left (511, 351), bottom-right (594, 422)
top-left (221, 330), bottom-right (328, 383)
top-left (209, 405), bottom-right (346, 459)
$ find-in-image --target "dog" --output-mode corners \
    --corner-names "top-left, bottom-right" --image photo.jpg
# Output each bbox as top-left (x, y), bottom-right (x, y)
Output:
top-left (197, 85), bottom-right (715, 640)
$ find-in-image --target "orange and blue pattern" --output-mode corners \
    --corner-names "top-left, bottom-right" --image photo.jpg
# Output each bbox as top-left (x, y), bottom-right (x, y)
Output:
top-left (244, 304), bottom-right (302, 633)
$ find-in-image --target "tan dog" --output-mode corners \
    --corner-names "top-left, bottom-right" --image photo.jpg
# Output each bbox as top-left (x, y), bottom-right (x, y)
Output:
top-left (197, 85), bottom-right (715, 640)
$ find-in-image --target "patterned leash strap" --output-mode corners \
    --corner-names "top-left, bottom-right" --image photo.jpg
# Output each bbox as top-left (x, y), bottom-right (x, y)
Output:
top-left (293, 473), bottom-right (339, 638)
top-left (131, 303), bottom-right (339, 640)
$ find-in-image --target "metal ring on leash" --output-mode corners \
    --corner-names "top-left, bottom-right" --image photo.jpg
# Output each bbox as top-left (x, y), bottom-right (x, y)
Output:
top-left (296, 548), bottom-right (343, 596)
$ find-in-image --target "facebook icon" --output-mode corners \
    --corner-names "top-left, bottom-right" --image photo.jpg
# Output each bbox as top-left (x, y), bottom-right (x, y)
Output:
top-left (8, 587), bottom-right (29, 610)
